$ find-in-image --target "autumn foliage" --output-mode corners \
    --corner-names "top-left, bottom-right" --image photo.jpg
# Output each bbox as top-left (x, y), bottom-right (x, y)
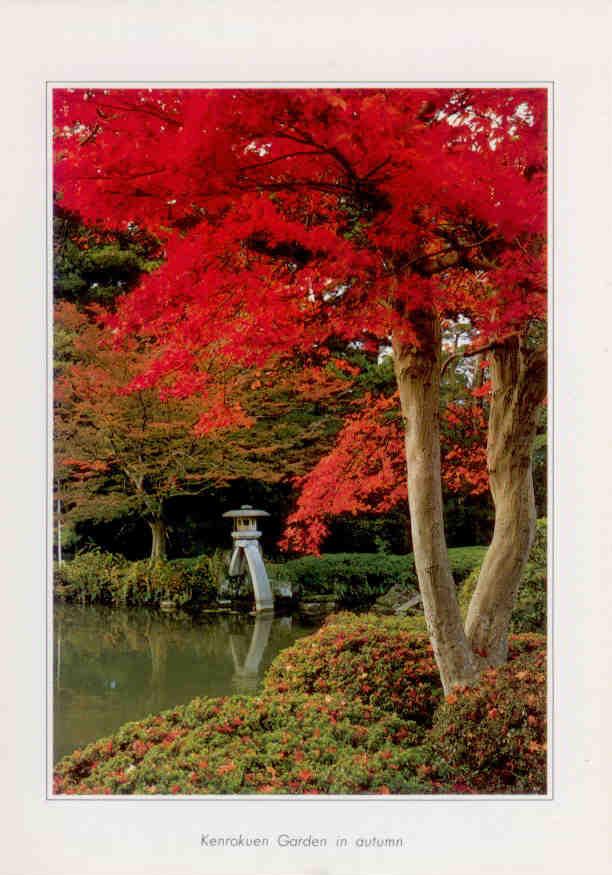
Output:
top-left (55, 300), bottom-right (255, 551)
top-left (281, 393), bottom-right (488, 553)
top-left (52, 615), bottom-right (546, 795)
top-left (429, 642), bottom-right (547, 793)
top-left (53, 692), bottom-right (430, 795)
top-left (54, 88), bottom-right (546, 393)
top-left (55, 298), bottom-right (353, 555)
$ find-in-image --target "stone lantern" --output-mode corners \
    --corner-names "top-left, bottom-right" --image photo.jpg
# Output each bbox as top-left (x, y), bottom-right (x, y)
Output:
top-left (222, 505), bottom-right (274, 613)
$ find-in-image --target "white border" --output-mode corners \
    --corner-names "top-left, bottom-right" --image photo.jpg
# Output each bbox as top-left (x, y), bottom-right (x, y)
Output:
top-left (2, 3), bottom-right (611, 874)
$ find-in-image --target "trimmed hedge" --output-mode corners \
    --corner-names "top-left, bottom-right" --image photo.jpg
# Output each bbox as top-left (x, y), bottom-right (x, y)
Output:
top-left (459, 519), bottom-right (547, 633)
top-left (264, 613), bottom-right (442, 725)
top-left (269, 546), bottom-right (486, 607)
top-left (55, 544), bottom-right (488, 609)
top-left (53, 692), bottom-right (437, 796)
top-left (428, 644), bottom-right (547, 794)
top-left (449, 546), bottom-right (490, 586)
top-left (54, 549), bottom-right (219, 608)
top-left (265, 613), bottom-right (545, 730)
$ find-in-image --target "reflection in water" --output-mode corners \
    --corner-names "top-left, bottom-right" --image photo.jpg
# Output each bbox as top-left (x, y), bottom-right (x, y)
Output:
top-left (53, 603), bottom-right (317, 762)
top-left (229, 615), bottom-right (274, 693)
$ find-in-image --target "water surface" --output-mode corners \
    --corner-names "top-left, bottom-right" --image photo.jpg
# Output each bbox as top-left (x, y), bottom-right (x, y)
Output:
top-left (53, 603), bottom-right (318, 762)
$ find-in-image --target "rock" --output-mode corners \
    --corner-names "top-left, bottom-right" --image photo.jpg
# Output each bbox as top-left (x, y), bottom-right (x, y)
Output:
top-left (298, 595), bottom-right (337, 619)
top-left (393, 593), bottom-right (422, 615)
top-left (371, 584), bottom-right (421, 616)
top-left (271, 579), bottom-right (293, 599)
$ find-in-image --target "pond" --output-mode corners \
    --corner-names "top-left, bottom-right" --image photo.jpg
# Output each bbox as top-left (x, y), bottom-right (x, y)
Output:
top-left (53, 603), bottom-right (320, 763)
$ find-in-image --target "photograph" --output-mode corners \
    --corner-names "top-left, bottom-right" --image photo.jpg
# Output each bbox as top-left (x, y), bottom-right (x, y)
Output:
top-left (50, 85), bottom-right (549, 799)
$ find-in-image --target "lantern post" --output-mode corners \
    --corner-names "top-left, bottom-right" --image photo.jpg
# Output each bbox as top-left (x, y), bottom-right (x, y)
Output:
top-left (222, 505), bottom-right (274, 613)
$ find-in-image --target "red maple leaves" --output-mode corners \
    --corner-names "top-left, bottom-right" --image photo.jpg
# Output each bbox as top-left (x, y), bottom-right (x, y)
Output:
top-left (281, 394), bottom-right (489, 553)
top-left (54, 88), bottom-right (546, 374)
top-left (54, 88), bottom-right (547, 552)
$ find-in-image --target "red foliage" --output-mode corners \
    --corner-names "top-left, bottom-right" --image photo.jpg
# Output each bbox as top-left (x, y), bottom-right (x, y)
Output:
top-left (429, 645), bottom-right (547, 794)
top-left (54, 89), bottom-right (546, 538)
top-left (280, 394), bottom-right (488, 553)
top-left (54, 88), bottom-right (547, 381)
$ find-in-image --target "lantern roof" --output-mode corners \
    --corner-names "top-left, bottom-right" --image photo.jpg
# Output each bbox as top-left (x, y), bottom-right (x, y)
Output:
top-left (222, 504), bottom-right (270, 519)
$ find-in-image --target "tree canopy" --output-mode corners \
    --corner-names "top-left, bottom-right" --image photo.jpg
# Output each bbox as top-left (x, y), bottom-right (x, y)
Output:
top-left (54, 88), bottom-right (546, 388)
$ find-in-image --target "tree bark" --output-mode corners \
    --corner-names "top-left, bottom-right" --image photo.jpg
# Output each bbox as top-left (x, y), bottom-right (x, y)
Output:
top-left (465, 336), bottom-right (547, 665)
top-left (393, 309), bottom-right (478, 693)
top-left (148, 517), bottom-right (167, 561)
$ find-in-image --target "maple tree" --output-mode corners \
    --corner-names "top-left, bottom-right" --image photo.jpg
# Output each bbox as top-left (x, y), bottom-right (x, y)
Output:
top-left (55, 301), bottom-right (244, 558)
top-left (53, 87), bottom-right (547, 691)
top-left (55, 301), bottom-right (350, 558)
top-left (281, 389), bottom-right (488, 555)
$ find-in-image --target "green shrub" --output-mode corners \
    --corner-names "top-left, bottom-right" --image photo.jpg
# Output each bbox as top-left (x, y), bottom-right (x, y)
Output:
top-left (458, 570), bottom-right (476, 616)
top-left (428, 644), bottom-right (547, 794)
top-left (269, 553), bottom-right (412, 605)
top-left (54, 551), bottom-right (219, 608)
top-left (264, 614), bottom-right (545, 731)
top-left (158, 555), bottom-right (220, 605)
top-left (53, 692), bottom-right (437, 795)
top-left (264, 613), bottom-right (444, 725)
top-left (269, 547), bottom-right (486, 606)
top-left (53, 548), bottom-right (121, 603)
top-left (513, 520), bottom-right (547, 633)
top-left (448, 546), bottom-right (489, 586)
top-left (458, 519), bottom-right (547, 633)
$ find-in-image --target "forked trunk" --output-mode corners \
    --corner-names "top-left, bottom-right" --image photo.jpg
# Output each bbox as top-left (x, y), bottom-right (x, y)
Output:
top-left (466, 336), bottom-right (547, 665)
top-left (148, 518), bottom-right (167, 561)
top-left (393, 310), bottom-right (478, 693)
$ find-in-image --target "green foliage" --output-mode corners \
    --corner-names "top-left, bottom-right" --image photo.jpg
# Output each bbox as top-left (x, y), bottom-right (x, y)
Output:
top-left (457, 571), bottom-right (477, 616)
top-left (512, 519), bottom-right (547, 633)
top-left (54, 213), bottom-right (161, 308)
top-left (532, 417), bottom-right (547, 517)
top-left (263, 613), bottom-right (540, 731)
top-left (53, 549), bottom-right (121, 604)
top-left (458, 519), bottom-right (547, 633)
top-left (428, 643), bottom-right (547, 794)
top-left (323, 510), bottom-right (412, 555)
top-left (269, 553), bottom-right (413, 605)
top-left (55, 243), bottom-right (153, 307)
top-left (270, 547), bottom-right (486, 606)
top-left (54, 550), bottom-right (220, 607)
top-left (264, 613), bottom-right (443, 725)
top-left (53, 692), bottom-right (437, 795)
top-left (441, 494), bottom-right (494, 552)
top-left (448, 546), bottom-right (490, 585)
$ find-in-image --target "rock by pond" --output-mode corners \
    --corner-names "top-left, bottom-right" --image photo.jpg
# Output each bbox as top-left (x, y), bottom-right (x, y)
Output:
top-left (297, 595), bottom-right (338, 619)
top-left (370, 583), bottom-right (422, 616)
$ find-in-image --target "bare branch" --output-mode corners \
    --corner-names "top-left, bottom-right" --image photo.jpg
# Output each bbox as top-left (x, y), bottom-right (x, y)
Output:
top-left (238, 149), bottom-right (327, 173)
top-left (440, 340), bottom-right (500, 380)
top-left (363, 155), bottom-right (392, 180)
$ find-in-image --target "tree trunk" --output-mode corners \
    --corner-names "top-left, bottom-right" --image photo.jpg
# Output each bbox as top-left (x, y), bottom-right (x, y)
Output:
top-left (393, 310), bottom-right (478, 694)
top-left (465, 336), bottom-right (547, 665)
top-left (148, 518), bottom-right (167, 561)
